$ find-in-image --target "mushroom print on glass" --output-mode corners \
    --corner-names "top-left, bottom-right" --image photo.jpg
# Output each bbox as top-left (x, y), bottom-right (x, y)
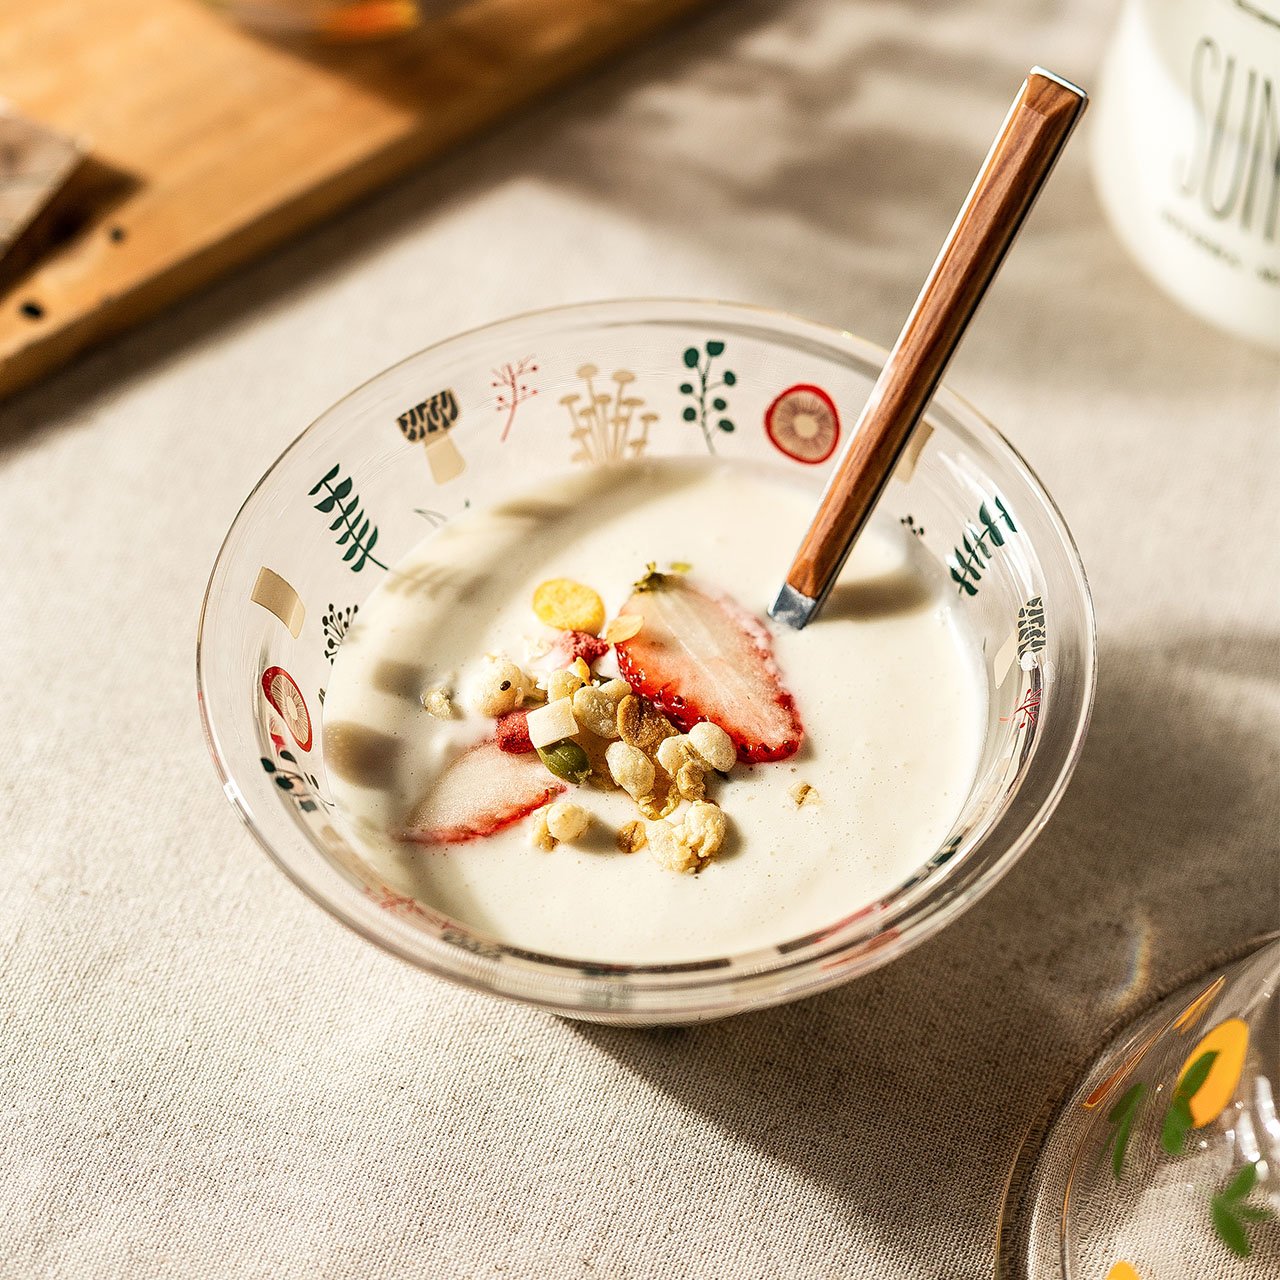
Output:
top-left (398, 388), bottom-right (466, 484)
top-left (764, 384), bottom-right (841, 464)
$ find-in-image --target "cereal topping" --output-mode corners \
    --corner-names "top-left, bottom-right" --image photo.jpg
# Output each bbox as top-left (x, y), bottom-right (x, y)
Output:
top-left (444, 576), bottom-right (771, 875)
top-left (687, 721), bottom-right (736, 773)
top-left (616, 820), bottom-right (647, 854)
top-left (647, 801), bottom-right (729, 874)
top-left (530, 807), bottom-right (557, 852)
top-left (572, 683), bottom-right (623, 739)
top-left (789, 781), bottom-right (818, 807)
top-left (617, 694), bottom-right (676, 753)
top-left (421, 685), bottom-right (455, 719)
top-left (466, 656), bottom-right (532, 718)
top-left (545, 799), bottom-right (591, 843)
top-left (682, 801), bottom-right (728, 861)
top-left (532, 578), bottom-right (606, 633)
top-left (674, 761), bottom-right (706, 802)
top-left (545, 666), bottom-right (587, 704)
top-left (604, 741), bottom-right (655, 803)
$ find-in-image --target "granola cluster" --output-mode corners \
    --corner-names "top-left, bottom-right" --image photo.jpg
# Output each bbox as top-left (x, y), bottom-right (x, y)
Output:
top-left (454, 573), bottom-right (736, 873)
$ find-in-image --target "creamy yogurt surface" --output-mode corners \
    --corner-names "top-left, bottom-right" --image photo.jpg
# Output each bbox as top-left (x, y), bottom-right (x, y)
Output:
top-left (323, 458), bottom-right (986, 964)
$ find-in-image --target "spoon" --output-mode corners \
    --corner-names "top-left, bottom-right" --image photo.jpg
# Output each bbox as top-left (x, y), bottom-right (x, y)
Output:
top-left (769, 68), bottom-right (1087, 630)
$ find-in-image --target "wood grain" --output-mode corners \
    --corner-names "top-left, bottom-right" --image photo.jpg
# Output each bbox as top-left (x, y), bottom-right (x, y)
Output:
top-left (0, 0), bottom-right (710, 399)
top-left (783, 70), bottom-right (1086, 609)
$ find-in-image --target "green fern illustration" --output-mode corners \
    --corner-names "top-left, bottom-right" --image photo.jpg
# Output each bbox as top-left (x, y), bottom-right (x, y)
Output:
top-left (1210, 1162), bottom-right (1275, 1258)
top-left (679, 340), bottom-right (736, 453)
top-left (309, 465), bottom-right (388, 572)
top-left (948, 496), bottom-right (1018, 596)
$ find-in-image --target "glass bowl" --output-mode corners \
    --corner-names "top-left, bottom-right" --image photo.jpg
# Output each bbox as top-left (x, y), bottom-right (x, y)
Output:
top-left (197, 298), bottom-right (1096, 1025)
top-left (997, 932), bottom-right (1280, 1277)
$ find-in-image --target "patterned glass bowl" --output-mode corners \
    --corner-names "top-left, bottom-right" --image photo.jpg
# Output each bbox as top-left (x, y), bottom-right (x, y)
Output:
top-left (197, 299), bottom-right (1096, 1025)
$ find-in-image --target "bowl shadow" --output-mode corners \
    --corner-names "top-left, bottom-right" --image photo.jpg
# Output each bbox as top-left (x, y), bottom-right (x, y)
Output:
top-left (568, 631), bottom-right (1280, 1275)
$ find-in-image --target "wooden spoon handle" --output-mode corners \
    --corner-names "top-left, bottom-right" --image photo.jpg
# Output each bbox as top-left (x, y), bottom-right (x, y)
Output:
top-left (781, 69), bottom-right (1086, 611)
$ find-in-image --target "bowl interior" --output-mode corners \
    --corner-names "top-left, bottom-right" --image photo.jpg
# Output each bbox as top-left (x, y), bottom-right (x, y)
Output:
top-left (199, 299), bottom-right (1094, 1021)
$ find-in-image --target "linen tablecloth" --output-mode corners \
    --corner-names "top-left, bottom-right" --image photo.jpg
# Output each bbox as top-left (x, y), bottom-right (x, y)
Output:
top-left (4, 1), bottom-right (1278, 1275)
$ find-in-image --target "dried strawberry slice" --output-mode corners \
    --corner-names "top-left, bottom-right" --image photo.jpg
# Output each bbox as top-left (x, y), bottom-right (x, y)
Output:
top-left (495, 708), bottom-right (533, 754)
top-left (400, 740), bottom-right (563, 845)
top-left (614, 576), bottom-right (802, 763)
top-left (548, 630), bottom-right (610, 667)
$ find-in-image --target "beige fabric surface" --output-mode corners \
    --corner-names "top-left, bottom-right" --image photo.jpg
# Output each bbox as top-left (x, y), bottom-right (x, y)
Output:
top-left (3, 1), bottom-right (1279, 1276)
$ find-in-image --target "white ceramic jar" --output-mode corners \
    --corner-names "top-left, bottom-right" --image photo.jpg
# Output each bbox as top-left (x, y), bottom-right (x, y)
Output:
top-left (1092, 0), bottom-right (1280, 348)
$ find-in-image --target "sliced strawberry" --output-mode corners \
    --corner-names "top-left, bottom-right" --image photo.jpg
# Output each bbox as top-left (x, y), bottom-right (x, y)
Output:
top-left (495, 708), bottom-right (533, 754)
top-left (400, 740), bottom-right (563, 845)
top-left (614, 577), bottom-right (803, 763)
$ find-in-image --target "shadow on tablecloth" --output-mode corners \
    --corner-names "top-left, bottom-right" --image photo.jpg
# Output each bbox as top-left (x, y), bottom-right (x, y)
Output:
top-left (572, 631), bottom-right (1280, 1274)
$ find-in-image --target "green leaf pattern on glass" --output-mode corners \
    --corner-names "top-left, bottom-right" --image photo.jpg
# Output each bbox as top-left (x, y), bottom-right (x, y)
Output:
top-left (1210, 1161), bottom-right (1275, 1258)
top-left (1106, 1081), bottom-right (1146, 1179)
top-left (1092, 1033), bottom-right (1275, 1259)
top-left (678, 341), bottom-right (736, 453)
top-left (309, 464), bottom-right (388, 572)
top-left (947, 496), bottom-right (1017, 596)
top-left (1160, 1049), bottom-right (1217, 1155)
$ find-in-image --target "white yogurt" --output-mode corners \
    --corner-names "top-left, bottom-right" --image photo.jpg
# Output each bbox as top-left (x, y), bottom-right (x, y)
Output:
top-left (323, 459), bottom-right (986, 964)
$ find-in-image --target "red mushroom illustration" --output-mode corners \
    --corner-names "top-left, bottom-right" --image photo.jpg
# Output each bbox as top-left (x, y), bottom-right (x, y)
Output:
top-left (764, 384), bottom-right (841, 464)
top-left (262, 666), bottom-right (313, 752)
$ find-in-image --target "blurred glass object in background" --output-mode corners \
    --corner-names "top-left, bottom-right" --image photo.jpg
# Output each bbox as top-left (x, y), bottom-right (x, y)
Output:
top-left (1092, 0), bottom-right (1280, 350)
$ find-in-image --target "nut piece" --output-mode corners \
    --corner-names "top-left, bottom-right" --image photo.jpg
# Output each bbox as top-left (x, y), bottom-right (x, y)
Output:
top-left (616, 820), bottom-right (648, 854)
top-left (605, 741), bottom-right (655, 801)
top-left (530, 808), bottom-right (557, 852)
top-left (687, 721), bottom-right (737, 773)
top-left (573, 684), bottom-right (623, 739)
top-left (618, 695), bottom-right (676, 753)
top-left (545, 799), bottom-right (590, 843)
top-left (602, 614), bottom-right (644, 644)
top-left (532, 578), bottom-right (606, 633)
top-left (527, 698), bottom-right (579, 750)
top-left (421, 685), bottom-right (454, 719)
top-left (466, 656), bottom-right (531, 717)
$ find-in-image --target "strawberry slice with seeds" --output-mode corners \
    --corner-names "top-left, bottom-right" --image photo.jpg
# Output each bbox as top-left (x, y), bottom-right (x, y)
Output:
top-left (400, 740), bottom-right (563, 845)
top-left (614, 576), bottom-right (803, 763)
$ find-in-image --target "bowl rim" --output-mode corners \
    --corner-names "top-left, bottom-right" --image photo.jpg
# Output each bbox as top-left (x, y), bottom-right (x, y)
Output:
top-left (197, 296), bottom-right (1097, 1021)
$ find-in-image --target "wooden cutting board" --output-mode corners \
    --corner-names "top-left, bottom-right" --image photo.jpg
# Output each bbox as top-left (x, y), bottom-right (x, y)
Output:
top-left (0, 0), bottom-right (709, 400)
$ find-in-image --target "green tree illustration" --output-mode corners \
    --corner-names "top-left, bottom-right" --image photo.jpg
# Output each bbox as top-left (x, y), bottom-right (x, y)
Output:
top-left (679, 340), bottom-right (736, 453)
